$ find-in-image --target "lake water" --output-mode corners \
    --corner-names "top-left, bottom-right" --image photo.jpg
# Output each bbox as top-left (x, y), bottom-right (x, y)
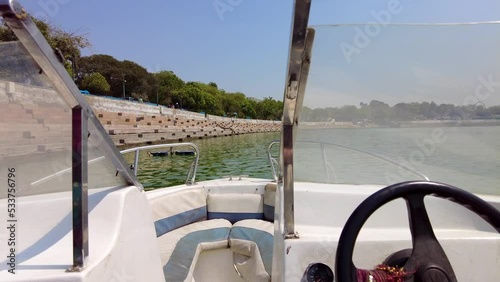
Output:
top-left (296, 126), bottom-right (500, 195)
top-left (125, 126), bottom-right (499, 195)
top-left (123, 132), bottom-right (280, 190)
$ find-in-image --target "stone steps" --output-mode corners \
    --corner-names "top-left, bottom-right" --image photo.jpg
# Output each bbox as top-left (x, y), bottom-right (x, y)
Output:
top-left (0, 99), bottom-right (280, 154)
top-left (110, 128), bottom-right (237, 145)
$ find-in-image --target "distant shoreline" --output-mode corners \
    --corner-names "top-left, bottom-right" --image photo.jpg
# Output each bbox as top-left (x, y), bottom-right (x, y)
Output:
top-left (301, 119), bottom-right (500, 129)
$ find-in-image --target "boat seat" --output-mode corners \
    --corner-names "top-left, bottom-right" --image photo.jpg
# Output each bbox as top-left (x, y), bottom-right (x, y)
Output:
top-left (149, 186), bottom-right (276, 281)
top-left (158, 218), bottom-right (232, 282)
top-left (229, 219), bottom-right (274, 282)
top-left (150, 187), bottom-right (207, 237)
top-left (207, 193), bottom-right (265, 223)
top-left (263, 183), bottom-right (277, 221)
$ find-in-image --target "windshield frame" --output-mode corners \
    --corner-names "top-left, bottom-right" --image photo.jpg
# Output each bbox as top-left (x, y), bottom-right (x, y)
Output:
top-left (0, 0), bottom-right (142, 190)
top-left (280, 0), bottom-right (500, 236)
top-left (1, 0), bottom-right (144, 269)
top-left (280, 0), bottom-right (313, 238)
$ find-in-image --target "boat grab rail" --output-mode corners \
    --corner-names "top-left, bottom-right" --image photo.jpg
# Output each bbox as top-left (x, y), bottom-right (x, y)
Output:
top-left (121, 143), bottom-right (200, 185)
top-left (297, 140), bottom-right (430, 182)
top-left (31, 142), bottom-right (200, 187)
top-left (268, 141), bottom-right (281, 182)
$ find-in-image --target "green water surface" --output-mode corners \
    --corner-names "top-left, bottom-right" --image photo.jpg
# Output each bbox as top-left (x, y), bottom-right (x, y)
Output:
top-left (122, 132), bottom-right (280, 190)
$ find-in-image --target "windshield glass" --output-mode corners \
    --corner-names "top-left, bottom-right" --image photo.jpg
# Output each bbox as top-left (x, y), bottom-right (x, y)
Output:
top-left (296, 23), bottom-right (500, 195)
top-left (0, 40), bottom-right (127, 199)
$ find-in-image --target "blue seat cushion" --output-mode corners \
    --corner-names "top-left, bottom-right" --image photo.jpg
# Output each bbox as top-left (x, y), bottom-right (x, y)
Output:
top-left (154, 206), bottom-right (207, 237)
top-left (148, 187), bottom-right (208, 237)
top-left (158, 219), bottom-right (232, 282)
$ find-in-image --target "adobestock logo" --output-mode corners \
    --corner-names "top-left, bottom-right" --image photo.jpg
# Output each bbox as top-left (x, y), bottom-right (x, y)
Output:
top-left (384, 127), bottom-right (446, 184)
top-left (31, 0), bottom-right (72, 19)
top-left (340, 0), bottom-right (407, 64)
top-left (213, 0), bottom-right (244, 22)
top-left (463, 74), bottom-right (500, 107)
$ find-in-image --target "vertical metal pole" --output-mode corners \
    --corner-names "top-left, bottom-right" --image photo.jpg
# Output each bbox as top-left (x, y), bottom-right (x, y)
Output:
top-left (282, 124), bottom-right (296, 237)
top-left (69, 105), bottom-right (89, 271)
top-left (122, 75), bottom-right (126, 100)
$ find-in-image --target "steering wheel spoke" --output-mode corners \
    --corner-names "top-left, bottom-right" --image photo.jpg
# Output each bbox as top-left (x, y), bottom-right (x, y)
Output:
top-left (404, 194), bottom-right (457, 281)
top-left (405, 194), bottom-right (436, 241)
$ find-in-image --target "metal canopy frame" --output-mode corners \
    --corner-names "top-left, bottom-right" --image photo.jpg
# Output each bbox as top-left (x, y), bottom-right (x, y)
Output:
top-left (280, 0), bottom-right (314, 238)
top-left (70, 106), bottom-right (89, 270)
top-left (0, 0), bottom-right (143, 190)
top-left (1, 0), bottom-right (144, 270)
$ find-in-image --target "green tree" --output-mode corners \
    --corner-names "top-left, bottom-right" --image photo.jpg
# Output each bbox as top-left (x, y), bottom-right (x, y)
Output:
top-left (77, 55), bottom-right (154, 99)
top-left (155, 71), bottom-right (185, 105)
top-left (241, 98), bottom-right (257, 118)
top-left (203, 93), bottom-right (219, 115)
top-left (80, 72), bottom-right (110, 94)
top-left (488, 106), bottom-right (500, 115)
top-left (393, 103), bottom-right (413, 120)
top-left (369, 100), bottom-right (391, 124)
top-left (122, 60), bottom-right (156, 100)
top-left (222, 92), bottom-right (247, 117)
top-left (174, 84), bottom-right (204, 111)
top-left (256, 97), bottom-right (283, 120)
top-left (77, 55), bottom-right (123, 97)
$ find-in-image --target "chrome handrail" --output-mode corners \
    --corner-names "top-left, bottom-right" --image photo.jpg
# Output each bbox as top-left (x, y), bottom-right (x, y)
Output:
top-left (31, 142), bottom-right (200, 187)
top-left (120, 143), bottom-right (200, 185)
top-left (267, 141), bottom-right (281, 182)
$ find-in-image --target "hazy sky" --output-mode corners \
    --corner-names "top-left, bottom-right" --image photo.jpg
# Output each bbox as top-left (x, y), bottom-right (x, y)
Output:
top-left (305, 23), bottom-right (500, 108)
top-left (18, 0), bottom-right (500, 106)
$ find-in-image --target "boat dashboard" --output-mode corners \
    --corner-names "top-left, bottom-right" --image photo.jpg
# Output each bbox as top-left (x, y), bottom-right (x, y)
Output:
top-left (279, 182), bottom-right (500, 281)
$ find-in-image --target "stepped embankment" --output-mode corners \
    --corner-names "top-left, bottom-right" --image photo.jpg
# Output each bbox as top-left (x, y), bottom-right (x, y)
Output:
top-left (0, 80), bottom-right (280, 158)
top-left (85, 96), bottom-right (280, 146)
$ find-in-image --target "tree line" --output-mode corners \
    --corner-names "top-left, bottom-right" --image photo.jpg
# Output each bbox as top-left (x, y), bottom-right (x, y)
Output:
top-left (74, 55), bottom-right (282, 119)
top-left (303, 100), bottom-right (500, 125)
top-left (0, 16), bottom-right (283, 120)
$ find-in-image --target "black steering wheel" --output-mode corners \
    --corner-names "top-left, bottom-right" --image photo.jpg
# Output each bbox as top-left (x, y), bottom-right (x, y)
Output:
top-left (335, 181), bottom-right (500, 282)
